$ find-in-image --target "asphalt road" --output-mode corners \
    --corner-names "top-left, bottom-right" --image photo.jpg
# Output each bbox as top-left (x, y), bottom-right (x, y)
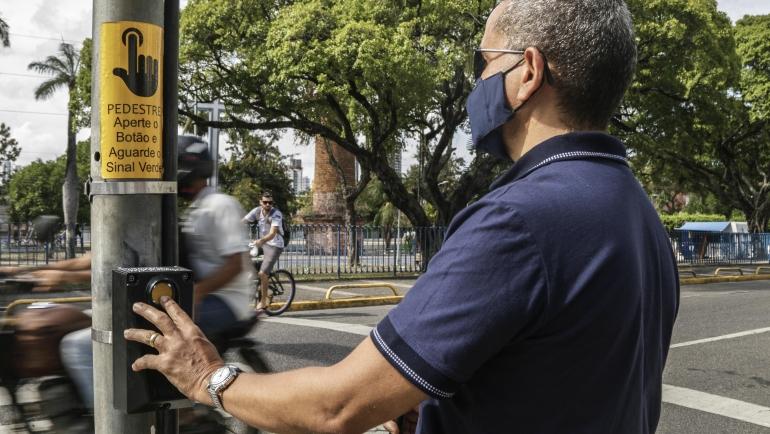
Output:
top-left (257, 278), bottom-right (770, 433)
top-left (3, 277), bottom-right (770, 433)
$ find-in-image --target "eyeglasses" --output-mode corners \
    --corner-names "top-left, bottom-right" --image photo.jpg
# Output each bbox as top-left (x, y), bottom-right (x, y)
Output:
top-left (473, 48), bottom-right (525, 80)
top-left (262, 200), bottom-right (273, 205)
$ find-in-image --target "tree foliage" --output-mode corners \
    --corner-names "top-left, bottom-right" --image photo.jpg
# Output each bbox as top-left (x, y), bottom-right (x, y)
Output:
top-left (218, 130), bottom-right (295, 216)
top-left (0, 123), bottom-right (21, 166)
top-left (8, 141), bottom-right (90, 224)
top-left (28, 42), bottom-right (82, 256)
top-left (0, 14), bottom-right (9, 48)
top-left (73, 38), bottom-right (93, 129)
top-left (0, 123), bottom-right (21, 202)
top-left (735, 15), bottom-right (770, 121)
top-left (179, 0), bottom-right (502, 230)
top-left (617, 1), bottom-right (770, 232)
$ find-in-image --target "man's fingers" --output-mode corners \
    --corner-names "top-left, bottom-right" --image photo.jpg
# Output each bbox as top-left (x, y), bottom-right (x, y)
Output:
top-left (382, 420), bottom-right (400, 434)
top-left (161, 296), bottom-right (194, 327)
top-left (132, 354), bottom-right (160, 372)
top-left (124, 328), bottom-right (164, 350)
top-left (132, 302), bottom-right (177, 335)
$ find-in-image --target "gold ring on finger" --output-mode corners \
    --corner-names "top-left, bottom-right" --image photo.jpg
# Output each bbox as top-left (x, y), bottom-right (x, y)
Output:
top-left (148, 332), bottom-right (161, 348)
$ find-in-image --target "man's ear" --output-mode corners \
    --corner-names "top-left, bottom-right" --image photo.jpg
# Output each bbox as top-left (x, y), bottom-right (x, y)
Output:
top-left (513, 47), bottom-right (547, 106)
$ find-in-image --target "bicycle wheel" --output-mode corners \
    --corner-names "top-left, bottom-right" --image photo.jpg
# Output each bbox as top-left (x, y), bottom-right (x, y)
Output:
top-left (264, 269), bottom-right (295, 316)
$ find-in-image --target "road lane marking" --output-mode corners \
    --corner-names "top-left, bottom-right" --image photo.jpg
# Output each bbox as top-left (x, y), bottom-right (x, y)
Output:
top-left (264, 317), bottom-right (373, 336)
top-left (662, 384), bottom-right (770, 427)
top-left (670, 327), bottom-right (770, 348)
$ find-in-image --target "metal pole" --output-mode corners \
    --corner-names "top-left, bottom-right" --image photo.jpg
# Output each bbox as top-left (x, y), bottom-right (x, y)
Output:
top-left (337, 224), bottom-right (341, 279)
top-left (395, 211), bottom-right (401, 277)
top-left (197, 100), bottom-right (223, 189)
top-left (159, 0), bottom-right (180, 431)
top-left (91, 1), bottom-right (166, 432)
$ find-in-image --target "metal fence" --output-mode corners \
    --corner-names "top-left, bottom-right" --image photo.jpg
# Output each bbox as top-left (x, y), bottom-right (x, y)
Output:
top-left (0, 223), bottom-right (446, 277)
top-left (9, 224), bottom-right (769, 273)
top-left (257, 225), bottom-right (447, 278)
top-left (0, 224), bottom-right (91, 266)
top-left (671, 231), bottom-right (770, 265)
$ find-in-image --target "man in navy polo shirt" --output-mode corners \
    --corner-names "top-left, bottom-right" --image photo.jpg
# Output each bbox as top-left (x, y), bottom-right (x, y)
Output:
top-left (122, 1), bottom-right (679, 433)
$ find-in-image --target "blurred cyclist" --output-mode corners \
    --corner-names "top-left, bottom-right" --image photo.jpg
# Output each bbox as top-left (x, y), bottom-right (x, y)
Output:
top-left (5, 136), bottom-right (253, 411)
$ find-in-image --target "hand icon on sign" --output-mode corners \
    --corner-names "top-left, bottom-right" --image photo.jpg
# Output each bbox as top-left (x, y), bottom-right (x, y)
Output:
top-left (113, 28), bottom-right (159, 98)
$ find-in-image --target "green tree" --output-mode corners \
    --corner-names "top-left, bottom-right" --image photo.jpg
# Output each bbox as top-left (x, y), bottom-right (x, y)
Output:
top-left (0, 14), bottom-right (9, 48)
top-left (0, 123), bottom-right (21, 202)
top-left (72, 38), bottom-right (93, 129)
top-left (616, 1), bottom-right (770, 232)
top-left (218, 130), bottom-right (295, 216)
top-left (736, 15), bottom-right (770, 122)
top-left (28, 42), bottom-right (82, 257)
top-left (0, 123), bottom-right (21, 166)
top-left (178, 0), bottom-right (501, 237)
top-left (8, 160), bottom-right (65, 223)
top-left (7, 140), bottom-right (91, 225)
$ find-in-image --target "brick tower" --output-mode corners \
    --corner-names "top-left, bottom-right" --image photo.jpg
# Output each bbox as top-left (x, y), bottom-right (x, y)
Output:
top-left (311, 136), bottom-right (356, 220)
top-left (299, 136), bottom-right (357, 253)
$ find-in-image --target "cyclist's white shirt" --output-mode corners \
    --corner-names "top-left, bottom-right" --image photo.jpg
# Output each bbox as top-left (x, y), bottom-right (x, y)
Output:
top-left (181, 187), bottom-right (253, 320)
top-left (244, 206), bottom-right (285, 248)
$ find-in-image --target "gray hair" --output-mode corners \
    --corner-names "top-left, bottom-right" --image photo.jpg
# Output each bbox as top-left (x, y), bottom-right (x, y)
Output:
top-left (495, 0), bottom-right (637, 129)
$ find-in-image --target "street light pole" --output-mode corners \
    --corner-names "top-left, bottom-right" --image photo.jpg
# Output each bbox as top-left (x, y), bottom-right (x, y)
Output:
top-left (195, 100), bottom-right (225, 189)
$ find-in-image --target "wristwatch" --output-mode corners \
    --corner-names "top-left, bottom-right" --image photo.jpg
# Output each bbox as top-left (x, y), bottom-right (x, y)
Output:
top-left (207, 364), bottom-right (241, 411)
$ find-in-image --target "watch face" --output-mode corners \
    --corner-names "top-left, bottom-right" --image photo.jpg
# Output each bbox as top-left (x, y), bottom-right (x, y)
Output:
top-left (212, 368), bottom-right (229, 384)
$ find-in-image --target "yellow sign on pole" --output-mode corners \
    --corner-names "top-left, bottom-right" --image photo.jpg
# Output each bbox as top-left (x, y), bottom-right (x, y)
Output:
top-left (100, 21), bottom-right (163, 179)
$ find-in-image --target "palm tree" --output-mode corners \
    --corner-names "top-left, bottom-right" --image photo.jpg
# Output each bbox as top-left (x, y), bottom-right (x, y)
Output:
top-left (28, 43), bottom-right (81, 258)
top-left (0, 15), bottom-right (10, 47)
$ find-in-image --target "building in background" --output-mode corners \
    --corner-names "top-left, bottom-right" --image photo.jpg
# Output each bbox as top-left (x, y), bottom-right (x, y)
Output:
top-left (289, 158), bottom-right (306, 193)
top-left (389, 149), bottom-right (402, 176)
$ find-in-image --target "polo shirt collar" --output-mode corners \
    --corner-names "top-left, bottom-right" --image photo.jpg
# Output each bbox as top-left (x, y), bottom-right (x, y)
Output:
top-left (490, 131), bottom-right (628, 190)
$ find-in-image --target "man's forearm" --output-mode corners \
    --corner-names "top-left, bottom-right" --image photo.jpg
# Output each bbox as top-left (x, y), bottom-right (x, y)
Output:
top-left (217, 338), bottom-right (424, 434)
top-left (219, 367), bottom-right (346, 434)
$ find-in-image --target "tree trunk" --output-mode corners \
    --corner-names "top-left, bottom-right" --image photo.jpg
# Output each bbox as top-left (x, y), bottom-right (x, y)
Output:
top-left (63, 108), bottom-right (79, 259)
top-left (746, 209), bottom-right (769, 234)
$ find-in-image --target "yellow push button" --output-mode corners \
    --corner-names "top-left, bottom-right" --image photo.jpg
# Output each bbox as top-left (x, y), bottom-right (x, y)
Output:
top-left (149, 281), bottom-right (175, 304)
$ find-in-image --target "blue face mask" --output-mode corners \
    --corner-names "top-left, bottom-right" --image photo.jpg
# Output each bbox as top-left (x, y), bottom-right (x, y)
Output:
top-left (466, 59), bottom-right (525, 160)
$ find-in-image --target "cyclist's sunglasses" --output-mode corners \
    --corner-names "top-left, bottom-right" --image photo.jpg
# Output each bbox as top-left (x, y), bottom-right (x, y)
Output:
top-left (473, 48), bottom-right (524, 80)
top-left (262, 200), bottom-right (273, 205)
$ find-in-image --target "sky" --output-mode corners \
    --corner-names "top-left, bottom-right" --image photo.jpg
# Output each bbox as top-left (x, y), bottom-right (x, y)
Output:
top-left (1, 0), bottom-right (769, 181)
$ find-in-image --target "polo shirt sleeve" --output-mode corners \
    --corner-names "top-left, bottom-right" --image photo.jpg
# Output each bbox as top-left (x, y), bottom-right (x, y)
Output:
top-left (211, 196), bottom-right (250, 257)
top-left (371, 202), bottom-right (549, 399)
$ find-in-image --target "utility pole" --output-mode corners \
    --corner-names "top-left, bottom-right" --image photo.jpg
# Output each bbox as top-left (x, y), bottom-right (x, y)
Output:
top-left (90, 0), bottom-right (179, 432)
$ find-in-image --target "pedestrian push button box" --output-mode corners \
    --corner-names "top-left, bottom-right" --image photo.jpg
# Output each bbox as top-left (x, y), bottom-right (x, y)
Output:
top-left (112, 266), bottom-right (194, 413)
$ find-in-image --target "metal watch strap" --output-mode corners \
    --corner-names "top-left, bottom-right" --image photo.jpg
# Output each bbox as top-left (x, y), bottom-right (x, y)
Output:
top-left (208, 365), bottom-right (241, 411)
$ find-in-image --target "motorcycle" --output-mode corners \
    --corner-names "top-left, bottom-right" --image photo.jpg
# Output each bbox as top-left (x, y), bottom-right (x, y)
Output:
top-left (0, 281), bottom-right (269, 434)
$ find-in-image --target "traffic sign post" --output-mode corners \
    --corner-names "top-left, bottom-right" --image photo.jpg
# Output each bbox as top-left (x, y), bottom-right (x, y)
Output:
top-left (90, 0), bottom-right (180, 433)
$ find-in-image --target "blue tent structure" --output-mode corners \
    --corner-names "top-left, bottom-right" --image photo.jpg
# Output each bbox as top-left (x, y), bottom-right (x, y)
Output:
top-left (677, 222), bottom-right (731, 232)
top-left (673, 222), bottom-right (766, 263)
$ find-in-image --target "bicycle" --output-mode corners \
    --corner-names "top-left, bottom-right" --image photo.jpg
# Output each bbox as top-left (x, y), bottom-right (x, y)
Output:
top-left (250, 246), bottom-right (296, 316)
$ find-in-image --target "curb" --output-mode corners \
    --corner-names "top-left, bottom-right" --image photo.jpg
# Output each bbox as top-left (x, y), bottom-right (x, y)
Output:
top-left (279, 274), bottom-right (770, 312)
top-left (680, 274), bottom-right (770, 285)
